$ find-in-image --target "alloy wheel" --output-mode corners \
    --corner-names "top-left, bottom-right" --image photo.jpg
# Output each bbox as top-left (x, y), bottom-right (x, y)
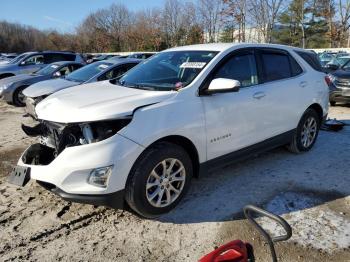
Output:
top-left (146, 158), bottom-right (186, 208)
top-left (301, 116), bottom-right (317, 148)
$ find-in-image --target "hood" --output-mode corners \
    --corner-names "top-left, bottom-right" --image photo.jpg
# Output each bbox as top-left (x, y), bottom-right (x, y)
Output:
top-left (23, 78), bottom-right (79, 98)
top-left (0, 74), bottom-right (39, 86)
top-left (331, 69), bottom-right (350, 78)
top-left (36, 81), bottom-right (177, 123)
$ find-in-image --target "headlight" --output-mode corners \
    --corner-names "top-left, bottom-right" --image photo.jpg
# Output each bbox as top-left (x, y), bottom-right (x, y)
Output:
top-left (2, 83), bottom-right (12, 90)
top-left (328, 74), bottom-right (336, 82)
top-left (88, 165), bottom-right (113, 188)
top-left (0, 83), bottom-right (11, 93)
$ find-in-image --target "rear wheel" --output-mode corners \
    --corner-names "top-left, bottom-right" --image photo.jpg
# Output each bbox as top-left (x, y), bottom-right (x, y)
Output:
top-left (13, 86), bottom-right (27, 107)
top-left (125, 142), bottom-right (193, 218)
top-left (287, 108), bottom-right (320, 154)
top-left (330, 101), bottom-right (336, 106)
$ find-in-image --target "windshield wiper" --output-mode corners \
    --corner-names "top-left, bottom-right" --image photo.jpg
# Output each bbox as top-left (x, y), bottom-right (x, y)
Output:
top-left (128, 84), bottom-right (156, 91)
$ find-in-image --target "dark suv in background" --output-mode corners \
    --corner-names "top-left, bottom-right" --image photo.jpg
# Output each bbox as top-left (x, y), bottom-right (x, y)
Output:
top-left (0, 51), bottom-right (85, 79)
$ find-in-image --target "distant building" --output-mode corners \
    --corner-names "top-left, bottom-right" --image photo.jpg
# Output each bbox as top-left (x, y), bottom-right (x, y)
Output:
top-left (203, 27), bottom-right (266, 43)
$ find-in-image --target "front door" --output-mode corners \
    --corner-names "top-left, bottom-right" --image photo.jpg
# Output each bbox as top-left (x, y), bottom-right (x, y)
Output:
top-left (202, 49), bottom-right (269, 160)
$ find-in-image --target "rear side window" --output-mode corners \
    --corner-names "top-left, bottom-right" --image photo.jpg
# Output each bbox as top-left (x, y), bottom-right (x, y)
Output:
top-left (261, 53), bottom-right (292, 81)
top-left (45, 53), bottom-right (76, 63)
top-left (295, 51), bottom-right (323, 72)
top-left (260, 50), bottom-right (302, 82)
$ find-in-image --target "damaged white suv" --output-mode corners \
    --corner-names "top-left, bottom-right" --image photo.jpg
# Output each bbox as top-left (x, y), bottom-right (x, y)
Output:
top-left (10, 43), bottom-right (329, 218)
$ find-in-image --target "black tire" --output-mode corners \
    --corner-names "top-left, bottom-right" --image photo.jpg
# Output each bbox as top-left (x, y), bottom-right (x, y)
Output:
top-left (330, 101), bottom-right (336, 106)
top-left (125, 142), bottom-right (193, 218)
top-left (287, 108), bottom-right (320, 154)
top-left (13, 86), bottom-right (27, 107)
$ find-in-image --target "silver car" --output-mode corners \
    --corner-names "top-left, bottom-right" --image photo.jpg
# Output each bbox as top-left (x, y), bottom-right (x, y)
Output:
top-left (0, 51), bottom-right (85, 79)
top-left (0, 61), bottom-right (83, 106)
top-left (23, 58), bottom-right (142, 118)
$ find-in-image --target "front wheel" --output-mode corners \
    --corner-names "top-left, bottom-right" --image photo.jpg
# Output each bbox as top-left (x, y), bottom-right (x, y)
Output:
top-left (287, 108), bottom-right (320, 153)
top-left (13, 86), bottom-right (27, 107)
top-left (125, 142), bottom-right (193, 218)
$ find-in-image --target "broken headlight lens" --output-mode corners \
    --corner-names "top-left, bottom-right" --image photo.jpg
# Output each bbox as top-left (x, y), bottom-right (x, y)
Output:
top-left (84, 118), bottom-right (132, 144)
top-left (88, 165), bottom-right (113, 188)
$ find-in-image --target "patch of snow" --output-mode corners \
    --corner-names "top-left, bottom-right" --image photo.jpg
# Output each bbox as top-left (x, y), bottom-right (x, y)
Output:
top-left (260, 193), bottom-right (350, 253)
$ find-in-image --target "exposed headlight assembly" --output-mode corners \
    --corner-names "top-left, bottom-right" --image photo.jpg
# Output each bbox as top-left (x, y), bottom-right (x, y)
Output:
top-left (80, 118), bottom-right (132, 144)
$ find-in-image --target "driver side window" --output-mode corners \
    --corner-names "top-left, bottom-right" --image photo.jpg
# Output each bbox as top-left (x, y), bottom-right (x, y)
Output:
top-left (58, 66), bottom-right (70, 76)
top-left (214, 53), bottom-right (258, 87)
top-left (23, 55), bottom-right (44, 65)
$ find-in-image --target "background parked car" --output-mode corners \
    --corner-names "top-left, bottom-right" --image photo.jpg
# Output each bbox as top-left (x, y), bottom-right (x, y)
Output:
top-left (126, 52), bottom-right (156, 59)
top-left (0, 51), bottom-right (85, 79)
top-left (0, 61), bottom-right (84, 106)
top-left (0, 53), bottom-right (18, 64)
top-left (87, 54), bottom-right (117, 64)
top-left (327, 59), bottom-right (350, 106)
top-left (323, 55), bottom-right (350, 73)
top-left (23, 58), bottom-right (142, 117)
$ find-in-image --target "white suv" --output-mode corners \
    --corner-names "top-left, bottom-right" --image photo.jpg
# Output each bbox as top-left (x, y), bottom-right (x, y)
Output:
top-left (12, 43), bottom-right (329, 218)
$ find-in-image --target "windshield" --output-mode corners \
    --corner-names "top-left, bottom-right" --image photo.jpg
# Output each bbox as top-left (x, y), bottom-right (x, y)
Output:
top-left (36, 64), bottom-right (60, 75)
top-left (9, 53), bottom-right (28, 64)
top-left (117, 51), bottom-right (217, 91)
top-left (341, 59), bottom-right (350, 70)
top-left (337, 57), bottom-right (350, 66)
top-left (66, 61), bottom-right (112, 82)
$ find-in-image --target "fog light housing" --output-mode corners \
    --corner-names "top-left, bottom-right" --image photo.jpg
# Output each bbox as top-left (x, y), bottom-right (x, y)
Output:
top-left (88, 165), bottom-right (113, 188)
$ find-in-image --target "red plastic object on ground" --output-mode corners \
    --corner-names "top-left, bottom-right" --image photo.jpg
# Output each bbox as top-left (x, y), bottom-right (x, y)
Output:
top-left (198, 240), bottom-right (252, 262)
top-left (198, 205), bottom-right (292, 262)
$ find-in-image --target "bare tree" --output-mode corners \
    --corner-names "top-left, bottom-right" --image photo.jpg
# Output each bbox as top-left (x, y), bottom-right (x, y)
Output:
top-left (198, 0), bottom-right (223, 42)
top-left (338, 0), bottom-right (350, 46)
top-left (222, 0), bottom-right (247, 42)
top-left (249, 0), bottom-right (284, 43)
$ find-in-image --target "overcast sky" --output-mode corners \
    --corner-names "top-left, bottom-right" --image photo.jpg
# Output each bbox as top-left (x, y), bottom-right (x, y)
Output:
top-left (1, 0), bottom-right (165, 32)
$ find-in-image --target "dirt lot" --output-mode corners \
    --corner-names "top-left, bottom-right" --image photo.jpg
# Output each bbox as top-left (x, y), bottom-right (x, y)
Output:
top-left (0, 100), bottom-right (349, 262)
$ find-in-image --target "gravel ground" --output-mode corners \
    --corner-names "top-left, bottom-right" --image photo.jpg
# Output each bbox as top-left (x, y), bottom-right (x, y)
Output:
top-left (0, 100), bottom-right (349, 262)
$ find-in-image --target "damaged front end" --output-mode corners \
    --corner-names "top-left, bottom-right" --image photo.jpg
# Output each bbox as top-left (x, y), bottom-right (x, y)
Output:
top-left (21, 118), bottom-right (132, 165)
top-left (25, 96), bottom-right (46, 119)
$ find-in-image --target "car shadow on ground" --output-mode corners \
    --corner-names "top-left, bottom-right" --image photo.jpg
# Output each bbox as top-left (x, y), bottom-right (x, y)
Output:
top-left (158, 123), bottom-right (350, 224)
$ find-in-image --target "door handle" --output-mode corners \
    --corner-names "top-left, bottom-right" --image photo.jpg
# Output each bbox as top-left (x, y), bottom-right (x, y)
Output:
top-left (299, 81), bottom-right (307, 88)
top-left (253, 91), bottom-right (266, 99)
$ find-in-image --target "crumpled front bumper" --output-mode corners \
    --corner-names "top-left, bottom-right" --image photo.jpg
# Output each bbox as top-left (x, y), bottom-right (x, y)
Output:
top-left (16, 133), bottom-right (144, 199)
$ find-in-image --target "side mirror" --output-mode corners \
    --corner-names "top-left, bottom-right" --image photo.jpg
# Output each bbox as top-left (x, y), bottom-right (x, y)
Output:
top-left (53, 71), bottom-right (61, 78)
top-left (326, 63), bottom-right (339, 71)
top-left (206, 78), bottom-right (240, 94)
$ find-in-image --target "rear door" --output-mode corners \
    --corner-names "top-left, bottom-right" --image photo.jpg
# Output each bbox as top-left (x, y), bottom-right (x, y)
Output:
top-left (256, 48), bottom-right (305, 135)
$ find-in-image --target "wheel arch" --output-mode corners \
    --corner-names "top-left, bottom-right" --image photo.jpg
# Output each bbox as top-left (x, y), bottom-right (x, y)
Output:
top-left (149, 135), bottom-right (200, 178)
top-left (13, 84), bottom-right (29, 102)
top-left (0, 73), bottom-right (15, 79)
top-left (307, 103), bottom-right (323, 123)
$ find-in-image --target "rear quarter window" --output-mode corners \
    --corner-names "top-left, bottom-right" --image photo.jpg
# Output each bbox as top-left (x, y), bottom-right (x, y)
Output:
top-left (295, 51), bottom-right (323, 72)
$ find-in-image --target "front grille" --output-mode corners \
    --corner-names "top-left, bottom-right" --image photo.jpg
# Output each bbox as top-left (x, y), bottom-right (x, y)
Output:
top-left (334, 78), bottom-right (350, 87)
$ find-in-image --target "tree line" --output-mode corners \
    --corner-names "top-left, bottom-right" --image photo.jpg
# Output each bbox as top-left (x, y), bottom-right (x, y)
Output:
top-left (1, 0), bottom-right (350, 53)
